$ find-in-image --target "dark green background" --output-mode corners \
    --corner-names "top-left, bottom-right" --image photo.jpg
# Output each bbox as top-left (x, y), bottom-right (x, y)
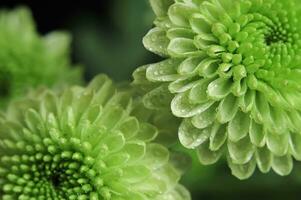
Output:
top-left (1, 0), bottom-right (301, 199)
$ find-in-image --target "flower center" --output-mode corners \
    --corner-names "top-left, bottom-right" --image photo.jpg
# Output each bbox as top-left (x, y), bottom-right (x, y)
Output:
top-left (265, 26), bottom-right (289, 45)
top-left (0, 150), bottom-right (100, 199)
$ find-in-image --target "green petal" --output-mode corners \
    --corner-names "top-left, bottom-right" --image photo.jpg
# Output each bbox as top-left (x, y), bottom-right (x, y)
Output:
top-left (255, 146), bottom-right (272, 173)
top-left (168, 3), bottom-right (196, 27)
top-left (228, 136), bottom-right (255, 164)
top-left (124, 142), bottom-right (146, 162)
top-left (251, 92), bottom-right (271, 124)
top-left (146, 59), bottom-right (182, 82)
top-left (272, 155), bottom-right (293, 176)
top-left (143, 85), bottom-right (174, 110)
top-left (289, 132), bottom-right (301, 160)
top-left (216, 94), bottom-right (238, 123)
top-left (249, 120), bottom-right (265, 147)
top-left (167, 28), bottom-right (195, 40)
top-left (177, 57), bottom-right (204, 75)
top-left (171, 92), bottom-right (214, 118)
top-left (266, 131), bottom-right (289, 156)
top-left (238, 89), bottom-right (255, 112)
top-left (169, 77), bottom-right (198, 93)
top-left (267, 107), bottom-right (288, 134)
top-left (228, 111), bottom-right (250, 142)
top-left (136, 123), bottom-right (158, 142)
top-left (122, 165), bottom-right (151, 183)
top-left (191, 103), bottom-right (217, 129)
top-left (188, 79), bottom-right (211, 104)
top-left (159, 184), bottom-right (191, 200)
top-left (99, 106), bottom-right (124, 129)
top-left (209, 123), bottom-right (227, 151)
top-left (197, 140), bottom-right (223, 165)
top-left (228, 157), bottom-right (256, 180)
top-left (190, 14), bottom-right (212, 34)
top-left (144, 144), bottom-right (169, 170)
top-left (168, 38), bottom-right (201, 57)
top-left (143, 28), bottom-right (169, 57)
top-left (119, 117), bottom-right (139, 139)
top-left (179, 119), bottom-right (210, 149)
top-left (100, 132), bottom-right (125, 153)
top-left (104, 153), bottom-right (130, 167)
top-left (207, 78), bottom-right (232, 100)
top-left (199, 58), bottom-right (219, 78)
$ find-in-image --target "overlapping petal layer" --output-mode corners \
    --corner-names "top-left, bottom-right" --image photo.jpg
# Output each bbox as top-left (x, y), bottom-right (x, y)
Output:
top-left (134, 0), bottom-right (301, 179)
top-left (0, 75), bottom-right (190, 199)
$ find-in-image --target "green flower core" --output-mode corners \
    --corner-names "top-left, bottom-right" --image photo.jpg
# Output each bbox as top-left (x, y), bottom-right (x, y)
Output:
top-left (134, 0), bottom-right (301, 179)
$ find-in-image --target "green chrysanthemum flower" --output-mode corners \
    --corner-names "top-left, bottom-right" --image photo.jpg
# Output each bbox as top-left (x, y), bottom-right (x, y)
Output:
top-left (0, 75), bottom-right (190, 200)
top-left (134, 0), bottom-right (301, 179)
top-left (0, 7), bottom-right (82, 107)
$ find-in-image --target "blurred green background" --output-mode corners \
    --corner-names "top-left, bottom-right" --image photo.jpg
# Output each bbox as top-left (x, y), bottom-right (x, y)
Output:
top-left (1, 0), bottom-right (301, 199)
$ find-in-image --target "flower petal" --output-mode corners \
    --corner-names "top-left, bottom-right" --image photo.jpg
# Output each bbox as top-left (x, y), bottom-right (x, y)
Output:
top-left (266, 131), bottom-right (289, 156)
top-left (179, 119), bottom-right (210, 149)
top-left (207, 78), bottom-right (232, 100)
top-left (228, 136), bottom-right (255, 164)
top-left (171, 92), bottom-right (214, 118)
top-left (249, 120), bottom-right (265, 147)
top-left (197, 140), bottom-right (223, 165)
top-left (216, 94), bottom-right (238, 123)
top-left (143, 28), bottom-right (169, 57)
top-left (146, 59), bottom-right (182, 82)
top-left (228, 157), bottom-right (256, 180)
top-left (228, 111), bottom-right (250, 142)
top-left (272, 155), bottom-right (293, 176)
